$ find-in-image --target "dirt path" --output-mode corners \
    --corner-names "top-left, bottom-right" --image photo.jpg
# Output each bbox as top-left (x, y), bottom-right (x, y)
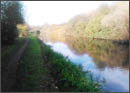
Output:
top-left (2, 38), bottom-right (29, 92)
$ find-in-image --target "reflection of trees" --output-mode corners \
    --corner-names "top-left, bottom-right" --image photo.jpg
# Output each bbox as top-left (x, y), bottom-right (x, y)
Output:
top-left (42, 32), bottom-right (129, 70)
top-left (65, 36), bottom-right (129, 70)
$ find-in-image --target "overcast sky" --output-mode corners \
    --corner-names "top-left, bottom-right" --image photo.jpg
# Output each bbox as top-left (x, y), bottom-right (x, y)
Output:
top-left (22, 1), bottom-right (118, 26)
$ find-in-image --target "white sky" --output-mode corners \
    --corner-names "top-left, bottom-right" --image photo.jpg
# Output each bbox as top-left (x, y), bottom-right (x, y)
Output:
top-left (21, 1), bottom-right (117, 26)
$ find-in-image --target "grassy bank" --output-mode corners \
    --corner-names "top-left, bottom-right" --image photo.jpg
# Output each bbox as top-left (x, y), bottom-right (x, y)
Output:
top-left (14, 36), bottom-right (102, 92)
top-left (15, 37), bottom-right (44, 91)
top-left (39, 39), bottom-right (102, 92)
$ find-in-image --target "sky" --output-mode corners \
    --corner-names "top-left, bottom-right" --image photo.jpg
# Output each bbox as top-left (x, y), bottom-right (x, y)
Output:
top-left (22, 1), bottom-right (117, 26)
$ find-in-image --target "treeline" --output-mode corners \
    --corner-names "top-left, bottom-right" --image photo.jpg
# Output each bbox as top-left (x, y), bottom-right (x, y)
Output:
top-left (67, 1), bottom-right (129, 41)
top-left (1, 1), bottom-right (25, 45)
top-left (41, 1), bottom-right (129, 41)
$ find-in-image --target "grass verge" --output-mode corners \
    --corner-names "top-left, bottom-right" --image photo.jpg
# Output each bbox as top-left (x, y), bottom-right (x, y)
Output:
top-left (14, 36), bottom-right (102, 92)
top-left (15, 36), bottom-right (44, 92)
top-left (39, 39), bottom-right (102, 92)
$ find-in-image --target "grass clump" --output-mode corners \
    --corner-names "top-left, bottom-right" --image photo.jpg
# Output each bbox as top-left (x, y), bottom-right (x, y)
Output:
top-left (39, 40), bottom-right (102, 92)
top-left (15, 36), bottom-right (44, 92)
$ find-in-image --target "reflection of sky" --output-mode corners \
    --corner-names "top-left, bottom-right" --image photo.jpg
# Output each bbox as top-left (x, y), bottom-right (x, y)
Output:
top-left (45, 42), bottom-right (129, 92)
top-left (102, 67), bottom-right (129, 92)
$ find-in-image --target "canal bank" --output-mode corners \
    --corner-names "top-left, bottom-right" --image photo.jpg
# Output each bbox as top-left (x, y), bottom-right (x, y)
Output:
top-left (44, 40), bottom-right (129, 92)
top-left (14, 36), bottom-right (102, 92)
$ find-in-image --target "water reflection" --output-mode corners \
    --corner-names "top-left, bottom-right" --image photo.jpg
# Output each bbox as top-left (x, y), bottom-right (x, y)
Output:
top-left (65, 37), bottom-right (129, 70)
top-left (45, 41), bottom-right (129, 92)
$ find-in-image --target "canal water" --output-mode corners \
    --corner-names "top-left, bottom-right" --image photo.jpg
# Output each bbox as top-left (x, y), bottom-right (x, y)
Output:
top-left (43, 38), bottom-right (129, 92)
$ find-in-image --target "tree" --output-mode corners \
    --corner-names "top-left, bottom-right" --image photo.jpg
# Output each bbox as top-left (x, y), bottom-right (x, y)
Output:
top-left (101, 1), bottom-right (129, 33)
top-left (1, 1), bottom-right (24, 44)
